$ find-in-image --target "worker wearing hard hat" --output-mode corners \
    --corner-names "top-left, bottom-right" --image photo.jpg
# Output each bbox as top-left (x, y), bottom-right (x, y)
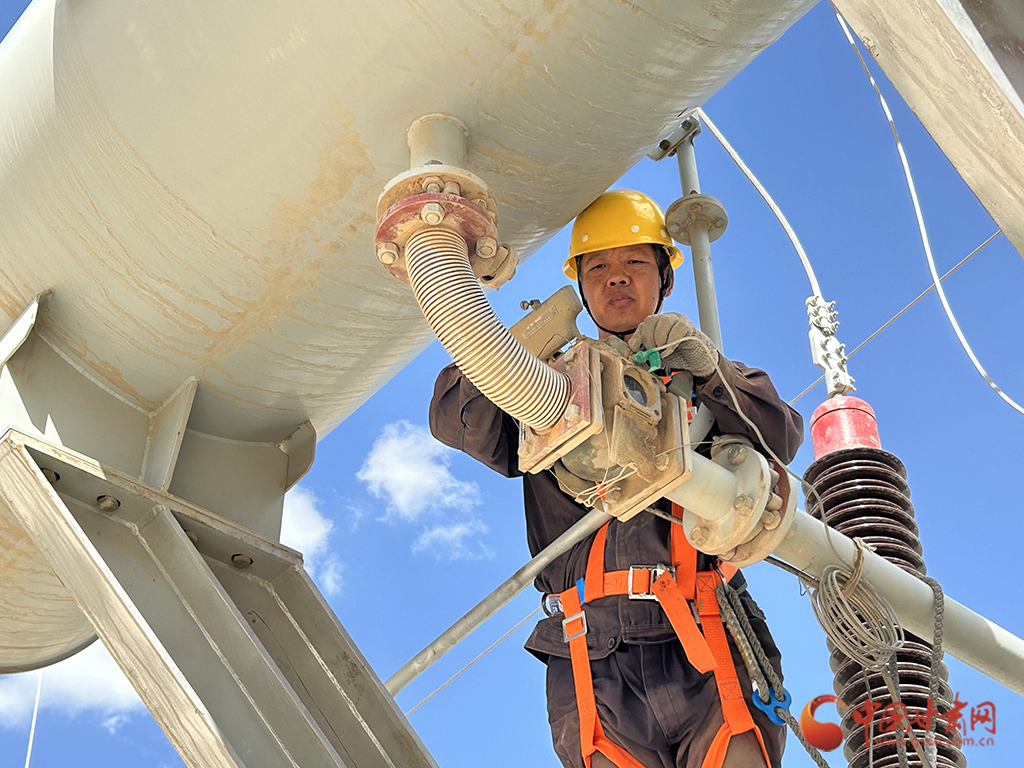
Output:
top-left (430, 190), bottom-right (803, 768)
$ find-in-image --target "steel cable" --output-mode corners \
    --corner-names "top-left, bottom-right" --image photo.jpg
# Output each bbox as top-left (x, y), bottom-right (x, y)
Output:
top-left (788, 230), bottom-right (1001, 405)
top-left (404, 607), bottom-right (541, 716)
top-left (832, 4), bottom-right (1024, 417)
top-left (695, 109), bottom-right (822, 298)
top-left (24, 671), bottom-right (42, 768)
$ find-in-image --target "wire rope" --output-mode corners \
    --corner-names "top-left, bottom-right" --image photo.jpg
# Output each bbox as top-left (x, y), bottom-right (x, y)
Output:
top-left (24, 671), bottom-right (42, 768)
top-left (788, 229), bottom-right (1002, 405)
top-left (695, 108), bottom-right (822, 298)
top-left (405, 607), bottom-right (540, 716)
top-left (832, 4), bottom-right (1024, 417)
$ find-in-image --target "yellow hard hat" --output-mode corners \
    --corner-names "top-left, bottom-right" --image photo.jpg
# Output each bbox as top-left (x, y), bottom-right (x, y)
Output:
top-left (563, 189), bottom-right (684, 280)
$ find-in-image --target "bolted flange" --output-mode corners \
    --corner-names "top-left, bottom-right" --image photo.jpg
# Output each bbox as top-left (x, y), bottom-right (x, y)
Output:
top-left (681, 437), bottom-right (772, 555)
top-left (722, 458), bottom-right (798, 567)
top-left (377, 164), bottom-right (495, 222)
top-left (374, 192), bottom-right (498, 285)
top-left (374, 113), bottom-right (512, 286)
top-left (665, 193), bottom-right (728, 246)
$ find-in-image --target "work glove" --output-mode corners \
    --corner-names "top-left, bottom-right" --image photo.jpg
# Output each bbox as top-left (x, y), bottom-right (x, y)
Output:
top-left (628, 312), bottom-right (719, 378)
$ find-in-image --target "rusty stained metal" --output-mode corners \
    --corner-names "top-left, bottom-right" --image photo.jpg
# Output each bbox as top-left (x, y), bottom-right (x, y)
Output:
top-left (374, 192), bottom-right (498, 285)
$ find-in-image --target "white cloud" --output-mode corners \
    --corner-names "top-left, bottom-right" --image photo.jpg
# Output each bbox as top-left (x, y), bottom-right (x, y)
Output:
top-left (318, 558), bottom-right (343, 597)
top-left (102, 713), bottom-right (130, 734)
top-left (343, 502), bottom-right (367, 532)
top-left (0, 642), bottom-right (143, 729)
top-left (357, 422), bottom-right (491, 560)
top-left (356, 421), bottom-right (479, 521)
top-left (281, 486), bottom-right (344, 596)
top-left (412, 520), bottom-right (491, 561)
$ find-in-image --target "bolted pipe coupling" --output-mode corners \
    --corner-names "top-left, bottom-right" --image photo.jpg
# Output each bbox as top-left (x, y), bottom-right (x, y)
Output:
top-left (374, 191), bottom-right (515, 287)
top-left (374, 114), bottom-right (517, 289)
top-left (371, 114), bottom-right (568, 432)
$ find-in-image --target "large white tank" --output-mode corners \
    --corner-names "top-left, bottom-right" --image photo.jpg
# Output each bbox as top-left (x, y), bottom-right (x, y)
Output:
top-left (0, 0), bottom-right (815, 672)
top-left (0, 0), bottom-right (814, 444)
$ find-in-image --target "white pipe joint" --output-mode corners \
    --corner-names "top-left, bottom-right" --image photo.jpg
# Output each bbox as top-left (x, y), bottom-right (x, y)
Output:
top-left (665, 444), bottom-right (773, 555)
top-left (407, 114), bottom-right (469, 169)
top-left (374, 114), bottom-right (570, 432)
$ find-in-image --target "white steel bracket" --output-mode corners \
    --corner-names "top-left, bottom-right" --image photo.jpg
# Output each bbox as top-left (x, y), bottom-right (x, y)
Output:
top-left (0, 429), bottom-right (437, 768)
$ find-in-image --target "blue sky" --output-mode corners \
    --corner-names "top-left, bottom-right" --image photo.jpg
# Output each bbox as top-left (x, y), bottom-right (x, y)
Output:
top-left (2, 2), bottom-right (1022, 767)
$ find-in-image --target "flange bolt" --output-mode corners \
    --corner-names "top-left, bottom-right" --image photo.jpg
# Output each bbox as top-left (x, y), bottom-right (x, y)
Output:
top-left (376, 242), bottom-right (399, 265)
top-left (476, 236), bottom-right (498, 258)
top-left (421, 203), bottom-right (445, 225)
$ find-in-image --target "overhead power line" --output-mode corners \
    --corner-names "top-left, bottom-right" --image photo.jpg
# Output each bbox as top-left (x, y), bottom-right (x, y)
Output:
top-left (832, 4), bottom-right (1024, 417)
top-left (789, 230), bottom-right (1002, 405)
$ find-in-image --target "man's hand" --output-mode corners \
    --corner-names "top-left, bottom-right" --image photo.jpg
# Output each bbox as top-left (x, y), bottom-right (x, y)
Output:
top-left (628, 313), bottom-right (719, 378)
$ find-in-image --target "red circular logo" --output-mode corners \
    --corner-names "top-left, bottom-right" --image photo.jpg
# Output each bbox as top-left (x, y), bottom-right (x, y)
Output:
top-left (800, 694), bottom-right (845, 751)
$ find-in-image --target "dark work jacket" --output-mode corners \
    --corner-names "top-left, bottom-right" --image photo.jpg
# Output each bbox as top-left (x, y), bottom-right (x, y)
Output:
top-left (429, 355), bottom-right (804, 662)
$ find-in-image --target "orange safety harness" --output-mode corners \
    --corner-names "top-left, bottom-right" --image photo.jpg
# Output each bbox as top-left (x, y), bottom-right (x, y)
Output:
top-left (556, 504), bottom-right (772, 768)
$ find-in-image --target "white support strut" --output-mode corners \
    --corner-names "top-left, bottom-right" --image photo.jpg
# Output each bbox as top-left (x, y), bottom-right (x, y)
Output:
top-left (773, 509), bottom-right (1024, 696)
top-left (0, 429), bottom-right (439, 768)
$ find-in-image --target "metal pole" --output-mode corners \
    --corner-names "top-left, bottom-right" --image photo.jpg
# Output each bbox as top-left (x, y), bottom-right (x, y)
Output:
top-left (385, 507), bottom-right (611, 695)
top-left (676, 138), bottom-right (701, 197)
top-left (774, 509), bottom-right (1024, 696)
top-left (675, 136), bottom-right (723, 351)
top-left (687, 224), bottom-right (723, 351)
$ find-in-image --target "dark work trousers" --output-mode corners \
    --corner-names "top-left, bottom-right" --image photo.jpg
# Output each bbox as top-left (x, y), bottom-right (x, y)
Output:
top-left (545, 622), bottom-right (786, 768)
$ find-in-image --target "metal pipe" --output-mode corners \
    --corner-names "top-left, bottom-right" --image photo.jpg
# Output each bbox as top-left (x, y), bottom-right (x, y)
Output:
top-left (386, 399), bottom-right (733, 696)
top-left (406, 113), bottom-right (468, 168)
top-left (385, 507), bottom-right (611, 695)
top-left (663, 450), bottom-right (740, 522)
top-left (386, 410), bottom-right (733, 697)
top-left (675, 137), bottom-right (724, 351)
top-left (774, 509), bottom-right (1024, 696)
top-left (687, 224), bottom-right (723, 352)
top-left (676, 138), bottom-right (701, 197)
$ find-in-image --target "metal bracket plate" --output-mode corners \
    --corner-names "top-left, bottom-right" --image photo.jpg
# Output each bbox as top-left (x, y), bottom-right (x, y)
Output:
top-left (0, 429), bottom-right (439, 768)
top-left (597, 388), bottom-right (692, 522)
top-left (518, 340), bottom-right (604, 474)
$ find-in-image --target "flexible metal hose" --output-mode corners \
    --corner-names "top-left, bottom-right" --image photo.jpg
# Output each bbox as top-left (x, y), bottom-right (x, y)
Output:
top-left (405, 226), bottom-right (571, 431)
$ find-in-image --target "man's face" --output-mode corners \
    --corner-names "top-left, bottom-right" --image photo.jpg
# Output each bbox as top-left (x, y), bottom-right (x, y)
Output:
top-left (578, 244), bottom-right (671, 338)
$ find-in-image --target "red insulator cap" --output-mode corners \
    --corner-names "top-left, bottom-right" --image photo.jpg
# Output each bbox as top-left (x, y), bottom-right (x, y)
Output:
top-left (810, 396), bottom-right (881, 459)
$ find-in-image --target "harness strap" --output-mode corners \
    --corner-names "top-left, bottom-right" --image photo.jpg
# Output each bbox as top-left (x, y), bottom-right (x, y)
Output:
top-left (670, 502), bottom-right (738, 586)
top-left (670, 503), bottom-right (698, 598)
top-left (651, 571), bottom-right (716, 673)
top-left (559, 583), bottom-right (646, 768)
top-left (558, 509), bottom-right (770, 768)
top-left (584, 523), bottom-right (610, 603)
top-left (695, 572), bottom-right (773, 768)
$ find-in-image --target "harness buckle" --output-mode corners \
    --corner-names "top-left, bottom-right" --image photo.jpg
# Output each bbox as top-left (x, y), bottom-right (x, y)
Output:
top-left (562, 610), bottom-right (588, 642)
top-left (627, 564), bottom-right (675, 600)
top-left (542, 593), bottom-right (564, 618)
